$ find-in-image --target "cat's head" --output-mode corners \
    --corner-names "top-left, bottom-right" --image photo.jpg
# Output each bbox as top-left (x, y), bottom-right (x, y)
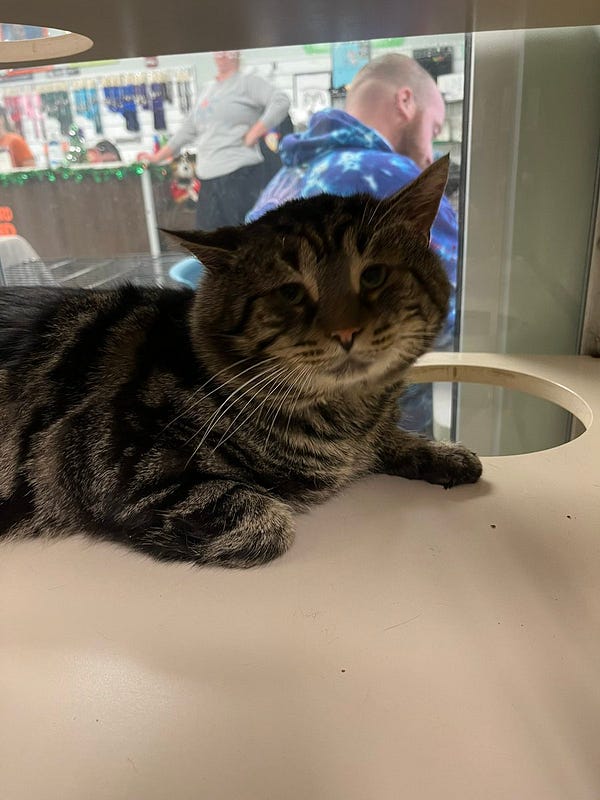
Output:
top-left (166, 156), bottom-right (451, 394)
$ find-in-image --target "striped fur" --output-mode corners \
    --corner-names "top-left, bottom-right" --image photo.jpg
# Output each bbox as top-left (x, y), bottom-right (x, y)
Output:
top-left (0, 158), bottom-right (481, 567)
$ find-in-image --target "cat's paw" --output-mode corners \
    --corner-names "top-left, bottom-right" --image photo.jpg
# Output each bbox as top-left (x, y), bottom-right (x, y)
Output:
top-left (427, 442), bottom-right (482, 489)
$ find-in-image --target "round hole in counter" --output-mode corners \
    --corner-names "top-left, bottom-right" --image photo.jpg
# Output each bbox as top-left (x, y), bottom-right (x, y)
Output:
top-left (0, 23), bottom-right (92, 63)
top-left (407, 363), bottom-right (592, 457)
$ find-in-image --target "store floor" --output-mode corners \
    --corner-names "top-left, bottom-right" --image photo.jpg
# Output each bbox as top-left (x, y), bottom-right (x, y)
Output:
top-left (2, 354), bottom-right (599, 800)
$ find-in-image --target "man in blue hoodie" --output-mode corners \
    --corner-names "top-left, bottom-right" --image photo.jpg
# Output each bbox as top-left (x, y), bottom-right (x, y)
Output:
top-left (247, 54), bottom-right (458, 435)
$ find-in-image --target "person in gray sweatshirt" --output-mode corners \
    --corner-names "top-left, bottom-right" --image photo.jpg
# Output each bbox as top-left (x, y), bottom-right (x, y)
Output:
top-left (144, 51), bottom-right (290, 229)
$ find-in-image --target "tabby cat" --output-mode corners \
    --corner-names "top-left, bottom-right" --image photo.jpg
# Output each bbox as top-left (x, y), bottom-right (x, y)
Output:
top-left (0, 155), bottom-right (481, 568)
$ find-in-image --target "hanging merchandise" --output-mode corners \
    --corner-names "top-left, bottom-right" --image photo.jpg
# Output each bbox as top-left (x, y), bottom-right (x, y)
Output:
top-left (73, 85), bottom-right (102, 135)
top-left (101, 73), bottom-right (177, 134)
top-left (22, 93), bottom-right (45, 141)
top-left (135, 81), bottom-right (149, 111)
top-left (176, 73), bottom-right (193, 115)
top-left (2, 93), bottom-right (46, 141)
top-left (122, 82), bottom-right (140, 132)
top-left (103, 82), bottom-right (140, 133)
top-left (3, 96), bottom-right (23, 136)
top-left (64, 124), bottom-right (87, 165)
top-left (40, 90), bottom-right (73, 136)
top-left (47, 138), bottom-right (62, 169)
top-left (0, 65), bottom-right (193, 160)
top-left (103, 83), bottom-right (119, 115)
top-left (163, 80), bottom-right (173, 105)
top-left (149, 81), bottom-right (171, 131)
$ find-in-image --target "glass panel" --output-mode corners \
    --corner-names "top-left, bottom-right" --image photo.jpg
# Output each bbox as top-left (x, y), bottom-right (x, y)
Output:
top-left (0, 34), bottom-right (465, 437)
top-left (0, 34), bottom-right (465, 241)
top-left (457, 26), bottom-right (600, 452)
top-left (0, 28), bottom-right (598, 453)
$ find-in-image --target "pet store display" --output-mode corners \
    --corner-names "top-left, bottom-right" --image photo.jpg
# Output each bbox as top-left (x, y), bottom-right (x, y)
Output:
top-left (0, 68), bottom-right (195, 168)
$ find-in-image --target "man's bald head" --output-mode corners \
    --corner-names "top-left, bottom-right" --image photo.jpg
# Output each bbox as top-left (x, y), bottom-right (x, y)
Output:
top-left (347, 53), bottom-right (437, 110)
top-left (345, 53), bottom-right (445, 169)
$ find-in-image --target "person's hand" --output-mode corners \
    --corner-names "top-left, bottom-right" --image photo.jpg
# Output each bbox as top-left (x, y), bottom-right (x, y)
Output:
top-left (243, 130), bottom-right (259, 147)
top-left (243, 120), bottom-right (268, 148)
top-left (137, 151), bottom-right (155, 163)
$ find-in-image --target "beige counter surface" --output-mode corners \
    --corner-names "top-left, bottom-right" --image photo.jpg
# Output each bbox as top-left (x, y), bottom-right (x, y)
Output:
top-left (1, 353), bottom-right (599, 799)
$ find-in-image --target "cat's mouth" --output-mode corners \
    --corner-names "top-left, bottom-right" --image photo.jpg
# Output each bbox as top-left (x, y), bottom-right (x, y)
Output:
top-left (327, 354), bottom-right (371, 377)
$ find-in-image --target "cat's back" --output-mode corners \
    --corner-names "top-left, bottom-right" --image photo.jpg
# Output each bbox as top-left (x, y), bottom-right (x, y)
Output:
top-left (0, 284), bottom-right (194, 377)
top-left (0, 287), bottom-right (72, 371)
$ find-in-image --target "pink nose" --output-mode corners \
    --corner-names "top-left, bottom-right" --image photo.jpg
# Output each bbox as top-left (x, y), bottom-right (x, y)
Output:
top-left (331, 327), bottom-right (361, 352)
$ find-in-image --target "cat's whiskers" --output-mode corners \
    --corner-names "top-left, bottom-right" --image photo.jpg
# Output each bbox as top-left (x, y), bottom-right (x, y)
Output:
top-left (184, 366), bottom-right (289, 467)
top-left (161, 356), bottom-right (275, 433)
top-left (188, 364), bottom-right (288, 449)
top-left (211, 365), bottom-right (297, 452)
top-left (256, 363), bottom-right (296, 434)
top-left (287, 367), bottom-right (319, 461)
top-left (370, 195), bottom-right (408, 237)
top-left (182, 368), bottom-right (281, 458)
top-left (261, 365), bottom-right (303, 429)
top-left (365, 195), bottom-right (386, 230)
top-left (358, 199), bottom-right (370, 234)
top-left (286, 365), bottom-right (316, 437)
top-left (263, 364), bottom-right (313, 451)
top-left (197, 357), bottom-right (279, 404)
top-left (210, 360), bottom-right (312, 454)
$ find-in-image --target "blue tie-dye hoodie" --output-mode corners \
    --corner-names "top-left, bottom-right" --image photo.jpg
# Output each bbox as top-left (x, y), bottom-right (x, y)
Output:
top-left (247, 109), bottom-right (459, 432)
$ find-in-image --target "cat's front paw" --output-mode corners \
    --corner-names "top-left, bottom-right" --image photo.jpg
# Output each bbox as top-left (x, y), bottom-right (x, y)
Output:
top-left (427, 442), bottom-right (482, 489)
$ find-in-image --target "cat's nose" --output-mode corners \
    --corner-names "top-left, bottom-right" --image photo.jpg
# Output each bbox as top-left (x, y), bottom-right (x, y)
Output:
top-left (331, 327), bottom-right (361, 352)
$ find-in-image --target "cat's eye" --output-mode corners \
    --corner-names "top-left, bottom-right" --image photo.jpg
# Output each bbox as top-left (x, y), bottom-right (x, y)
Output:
top-left (360, 265), bottom-right (387, 291)
top-left (278, 283), bottom-right (306, 305)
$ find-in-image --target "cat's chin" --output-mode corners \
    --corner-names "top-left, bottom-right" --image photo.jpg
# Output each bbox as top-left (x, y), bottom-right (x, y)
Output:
top-left (295, 350), bottom-right (413, 395)
top-left (322, 352), bottom-right (400, 386)
top-left (327, 355), bottom-right (370, 378)
top-left (328, 353), bottom-right (414, 386)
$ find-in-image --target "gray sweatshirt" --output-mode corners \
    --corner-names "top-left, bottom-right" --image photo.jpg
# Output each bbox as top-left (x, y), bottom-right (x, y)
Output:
top-left (168, 72), bottom-right (290, 180)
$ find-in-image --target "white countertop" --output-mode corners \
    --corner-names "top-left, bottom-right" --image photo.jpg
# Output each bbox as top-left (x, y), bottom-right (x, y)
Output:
top-left (1, 353), bottom-right (599, 799)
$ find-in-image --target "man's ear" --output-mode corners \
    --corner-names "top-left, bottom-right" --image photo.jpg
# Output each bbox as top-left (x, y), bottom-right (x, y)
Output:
top-left (159, 227), bottom-right (244, 270)
top-left (381, 154), bottom-right (450, 244)
top-left (395, 86), bottom-right (417, 122)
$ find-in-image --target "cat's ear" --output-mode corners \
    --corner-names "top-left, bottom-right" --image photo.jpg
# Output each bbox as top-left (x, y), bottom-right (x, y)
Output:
top-left (159, 227), bottom-right (243, 270)
top-left (383, 154), bottom-right (450, 243)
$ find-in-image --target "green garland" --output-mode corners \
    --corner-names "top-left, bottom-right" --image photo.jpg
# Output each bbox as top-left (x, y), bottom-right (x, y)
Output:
top-left (302, 38), bottom-right (405, 55)
top-left (0, 164), bottom-right (170, 187)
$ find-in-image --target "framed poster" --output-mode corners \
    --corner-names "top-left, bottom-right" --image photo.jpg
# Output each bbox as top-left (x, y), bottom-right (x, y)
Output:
top-left (292, 72), bottom-right (331, 120)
